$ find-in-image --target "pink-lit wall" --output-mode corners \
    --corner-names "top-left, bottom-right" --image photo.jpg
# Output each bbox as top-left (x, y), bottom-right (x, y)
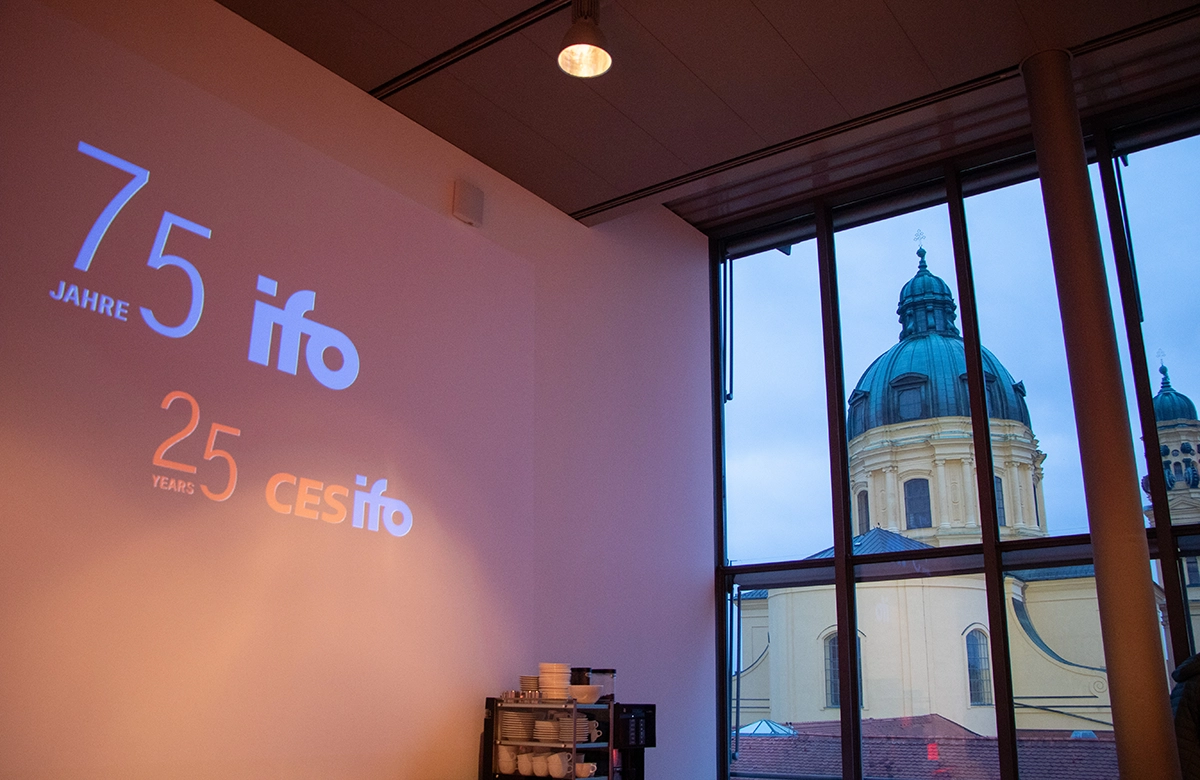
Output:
top-left (0, 0), bottom-right (716, 777)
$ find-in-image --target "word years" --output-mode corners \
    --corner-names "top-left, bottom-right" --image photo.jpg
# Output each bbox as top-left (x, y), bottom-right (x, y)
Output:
top-left (153, 474), bottom-right (195, 494)
top-left (266, 472), bottom-right (413, 537)
top-left (49, 280), bottom-right (130, 320)
top-left (249, 275), bottom-right (360, 391)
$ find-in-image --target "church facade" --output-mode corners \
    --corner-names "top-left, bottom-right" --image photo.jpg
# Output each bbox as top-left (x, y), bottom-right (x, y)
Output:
top-left (734, 251), bottom-right (1195, 738)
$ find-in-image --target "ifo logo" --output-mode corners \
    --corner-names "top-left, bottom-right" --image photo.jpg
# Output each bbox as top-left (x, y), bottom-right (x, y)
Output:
top-left (248, 275), bottom-right (359, 390)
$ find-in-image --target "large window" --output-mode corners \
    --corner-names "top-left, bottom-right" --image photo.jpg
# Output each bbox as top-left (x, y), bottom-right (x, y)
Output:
top-left (719, 120), bottom-right (1195, 780)
top-left (967, 628), bottom-right (993, 706)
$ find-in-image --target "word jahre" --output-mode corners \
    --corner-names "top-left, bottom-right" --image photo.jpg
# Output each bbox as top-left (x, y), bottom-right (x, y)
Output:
top-left (49, 280), bottom-right (130, 320)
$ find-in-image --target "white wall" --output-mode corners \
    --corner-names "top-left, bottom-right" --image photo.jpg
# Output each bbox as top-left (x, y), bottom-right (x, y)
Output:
top-left (0, 0), bottom-right (716, 776)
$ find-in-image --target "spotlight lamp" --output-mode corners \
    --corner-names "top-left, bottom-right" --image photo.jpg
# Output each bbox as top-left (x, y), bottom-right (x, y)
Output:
top-left (558, 0), bottom-right (612, 78)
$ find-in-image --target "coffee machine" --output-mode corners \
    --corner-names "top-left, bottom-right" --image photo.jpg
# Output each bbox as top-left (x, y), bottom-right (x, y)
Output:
top-left (610, 703), bottom-right (655, 780)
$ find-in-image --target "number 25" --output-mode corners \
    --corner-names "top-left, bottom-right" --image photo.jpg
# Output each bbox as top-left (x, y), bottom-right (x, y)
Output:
top-left (153, 390), bottom-right (241, 501)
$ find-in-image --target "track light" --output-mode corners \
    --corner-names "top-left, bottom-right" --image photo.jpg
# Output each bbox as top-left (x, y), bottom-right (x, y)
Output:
top-left (558, 0), bottom-right (611, 78)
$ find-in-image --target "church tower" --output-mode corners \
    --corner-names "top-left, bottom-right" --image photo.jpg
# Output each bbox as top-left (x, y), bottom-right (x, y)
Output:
top-left (846, 249), bottom-right (1048, 545)
top-left (1149, 363), bottom-right (1200, 520)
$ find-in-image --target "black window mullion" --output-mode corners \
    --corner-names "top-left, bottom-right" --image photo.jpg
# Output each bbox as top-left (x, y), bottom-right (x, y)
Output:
top-left (1094, 131), bottom-right (1190, 664)
top-left (815, 201), bottom-right (862, 780)
top-left (711, 238), bottom-right (732, 780)
top-left (945, 164), bottom-right (1020, 780)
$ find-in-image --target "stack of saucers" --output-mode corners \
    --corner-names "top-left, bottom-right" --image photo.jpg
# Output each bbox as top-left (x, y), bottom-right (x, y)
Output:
top-left (500, 710), bottom-right (534, 741)
top-left (539, 662), bottom-right (571, 699)
top-left (557, 716), bottom-right (594, 743)
top-left (520, 674), bottom-right (540, 693)
top-left (534, 719), bottom-right (560, 742)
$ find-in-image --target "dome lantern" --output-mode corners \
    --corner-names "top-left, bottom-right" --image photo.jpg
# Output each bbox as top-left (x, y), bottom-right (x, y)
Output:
top-left (897, 247), bottom-right (960, 340)
top-left (1153, 364), bottom-right (1198, 424)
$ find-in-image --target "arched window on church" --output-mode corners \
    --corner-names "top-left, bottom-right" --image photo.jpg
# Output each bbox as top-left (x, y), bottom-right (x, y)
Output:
top-left (824, 634), bottom-right (863, 708)
top-left (966, 629), bottom-right (993, 706)
top-left (824, 634), bottom-right (839, 708)
top-left (856, 491), bottom-right (870, 535)
top-left (904, 478), bottom-right (932, 529)
top-left (994, 476), bottom-right (1006, 526)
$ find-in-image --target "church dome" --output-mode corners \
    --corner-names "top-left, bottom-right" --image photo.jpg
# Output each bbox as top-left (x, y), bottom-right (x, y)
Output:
top-left (847, 250), bottom-right (1032, 440)
top-left (1153, 364), bottom-right (1197, 424)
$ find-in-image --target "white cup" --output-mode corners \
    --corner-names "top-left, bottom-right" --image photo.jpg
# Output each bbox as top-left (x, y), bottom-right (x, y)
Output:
top-left (499, 745), bottom-right (518, 761)
top-left (531, 754), bottom-right (549, 777)
top-left (574, 763), bottom-right (597, 778)
top-left (498, 757), bottom-right (517, 775)
top-left (547, 752), bottom-right (570, 779)
top-left (517, 753), bottom-right (533, 776)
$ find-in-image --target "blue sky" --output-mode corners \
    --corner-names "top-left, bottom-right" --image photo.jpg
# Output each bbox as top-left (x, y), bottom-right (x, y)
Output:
top-left (725, 135), bottom-right (1200, 565)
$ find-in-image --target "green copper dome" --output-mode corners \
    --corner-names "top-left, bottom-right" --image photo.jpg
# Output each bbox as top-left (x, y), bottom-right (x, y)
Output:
top-left (1153, 364), bottom-right (1198, 424)
top-left (847, 251), bottom-right (1032, 440)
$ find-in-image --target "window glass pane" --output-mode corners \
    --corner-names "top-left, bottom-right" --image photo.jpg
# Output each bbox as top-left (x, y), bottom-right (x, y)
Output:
top-left (1110, 135), bottom-right (1200, 532)
top-left (856, 573), bottom-right (999, 777)
top-left (724, 241), bottom-right (832, 564)
top-left (965, 181), bottom-right (1095, 538)
top-left (995, 476), bottom-right (1006, 527)
top-left (966, 629), bottom-right (993, 706)
top-left (1004, 568), bottom-right (1123, 777)
top-left (904, 478), bottom-right (932, 529)
top-left (730, 584), bottom-right (842, 778)
top-left (1179, 536), bottom-right (1200, 656)
top-left (835, 207), bottom-right (984, 548)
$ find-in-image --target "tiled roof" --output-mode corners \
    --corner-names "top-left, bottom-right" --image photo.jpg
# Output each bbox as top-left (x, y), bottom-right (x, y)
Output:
top-left (730, 716), bottom-right (1117, 780)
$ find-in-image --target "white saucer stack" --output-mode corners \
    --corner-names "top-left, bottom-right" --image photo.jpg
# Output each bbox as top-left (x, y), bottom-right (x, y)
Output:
top-left (519, 674), bottom-right (540, 693)
top-left (500, 710), bottom-right (534, 741)
top-left (534, 719), bottom-right (560, 742)
top-left (539, 662), bottom-right (570, 700)
top-left (557, 716), bottom-right (595, 743)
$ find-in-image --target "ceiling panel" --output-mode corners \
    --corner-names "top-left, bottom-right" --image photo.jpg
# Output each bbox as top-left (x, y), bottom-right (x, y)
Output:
top-left (1015, 0), bottom-right (1187, 52)
top-left (385, 71), bottom-right (623, 214)
top-left (751, 0), bottom-right (942, 117)
top-left (216, 0), bottom-right (420, 90)
top-left (882, 0), bottom-right (1037, 87)
top-left (513, 3), bottom-right (775, 168)
top-left (616, 0), bottom-right (850, 145)
top-left (343, 0), bottom-right (510, 65)
top-left (434, 16), bottom-right (693, 192)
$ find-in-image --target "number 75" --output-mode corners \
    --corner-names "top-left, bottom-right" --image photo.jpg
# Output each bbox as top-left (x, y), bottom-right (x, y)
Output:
top-left (75, 142), bottom-right (209, 339)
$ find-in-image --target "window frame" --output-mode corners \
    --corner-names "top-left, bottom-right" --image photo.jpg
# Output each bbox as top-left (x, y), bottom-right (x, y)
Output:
top-left (713, 111), bottom-right (1200, 780)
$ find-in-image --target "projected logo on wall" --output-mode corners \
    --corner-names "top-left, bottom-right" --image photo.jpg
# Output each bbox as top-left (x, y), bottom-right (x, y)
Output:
top-left (55, 141), bottom-right (411, 538)
top-left (57, 142), bottom-right (360, 390)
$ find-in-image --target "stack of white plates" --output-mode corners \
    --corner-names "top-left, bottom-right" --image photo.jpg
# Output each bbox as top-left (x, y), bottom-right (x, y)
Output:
top-left (519, 675), bottom-right (540, 692)
top-left (533, 720), bottom-right (560, 742)
top-left (557, 717), bottom-right (594, 743)
top-left (539, 662), bottom-right (570, 699)
top-left (500, 710), bottom-right (534, 741)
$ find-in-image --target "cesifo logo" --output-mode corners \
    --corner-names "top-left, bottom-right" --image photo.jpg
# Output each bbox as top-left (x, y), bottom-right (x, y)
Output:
top-left (248, 275), bottom-right (359, 390)
top-left (266, 472), bottom-right (413, 537)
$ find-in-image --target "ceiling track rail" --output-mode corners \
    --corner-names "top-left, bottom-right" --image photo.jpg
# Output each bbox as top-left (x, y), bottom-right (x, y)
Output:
top-left (369, 0), bottom-right (571, 100)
